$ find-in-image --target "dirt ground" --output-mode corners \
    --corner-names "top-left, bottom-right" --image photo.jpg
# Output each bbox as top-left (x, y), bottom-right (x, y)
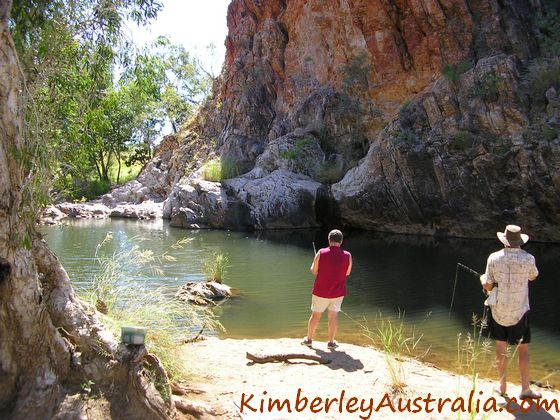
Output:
top-left (175, 338), bottom-right (559, 419)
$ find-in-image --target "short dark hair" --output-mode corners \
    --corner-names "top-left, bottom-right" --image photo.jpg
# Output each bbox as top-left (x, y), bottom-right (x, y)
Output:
top-left (328, 229), bottom-right (343, 243)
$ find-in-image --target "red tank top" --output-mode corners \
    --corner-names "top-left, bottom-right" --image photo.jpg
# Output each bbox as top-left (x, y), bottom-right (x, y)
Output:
top-left (312, 246), bottom-right (351, 298)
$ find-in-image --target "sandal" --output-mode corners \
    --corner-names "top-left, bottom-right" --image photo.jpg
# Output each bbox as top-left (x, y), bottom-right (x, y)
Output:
top-left (519, 389), bottom-right (542, 400)
top-left (301, 337), bottom-right (313, 348)
top-left (327, 341), bottom-right (339, 350)
top-left (493, 389), bottom-right (509, 398)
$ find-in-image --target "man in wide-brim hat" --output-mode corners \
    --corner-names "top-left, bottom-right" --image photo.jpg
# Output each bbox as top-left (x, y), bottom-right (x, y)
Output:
top-left (481, 225), bottom-right (541, 399)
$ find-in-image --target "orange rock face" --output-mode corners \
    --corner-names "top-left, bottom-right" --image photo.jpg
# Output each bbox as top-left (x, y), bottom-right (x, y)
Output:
top-left (156, 0), bottom-right (560, 239)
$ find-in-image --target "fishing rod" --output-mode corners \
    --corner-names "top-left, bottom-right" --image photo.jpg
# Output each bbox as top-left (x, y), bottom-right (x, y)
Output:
top-left (448, 262), bottom-right (487, 317)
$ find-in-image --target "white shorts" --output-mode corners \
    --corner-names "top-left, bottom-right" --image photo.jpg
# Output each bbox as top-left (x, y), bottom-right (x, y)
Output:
top-left (311, 295), bottom-right (344, 313)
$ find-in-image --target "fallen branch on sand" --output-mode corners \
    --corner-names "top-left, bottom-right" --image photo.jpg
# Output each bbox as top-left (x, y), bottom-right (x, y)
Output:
top-left (246, 352), bottom-right (331, 364)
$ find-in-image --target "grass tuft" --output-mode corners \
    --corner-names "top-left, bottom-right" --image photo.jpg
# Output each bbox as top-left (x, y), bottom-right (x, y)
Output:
top-left (203, 252), bottom-right (229, 284)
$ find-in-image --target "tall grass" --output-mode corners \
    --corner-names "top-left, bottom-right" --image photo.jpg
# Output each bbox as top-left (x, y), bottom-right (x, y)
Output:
top-left (361, 311), bottom-right (425, 394)
top-left (203, 252), bottom-right (229, 283)
top-left (455, 314), bottom-right (493, 419)
top-left (81, 234), bottom-right (223, 380)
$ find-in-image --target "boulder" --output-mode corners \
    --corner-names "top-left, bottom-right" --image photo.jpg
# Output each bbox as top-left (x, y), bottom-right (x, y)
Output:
top-left (38, 206), bottom-right (67, 225)
top-left (109, 201), bottom-right (163, 220)
top-left (176, 281), bottom-right (232, 304)
top-left (164, 179), bottom-right (228, 229)
top-left (224, 169), bottom-right (325, 229)
top-left (56, 202), bottom-right (111, 219)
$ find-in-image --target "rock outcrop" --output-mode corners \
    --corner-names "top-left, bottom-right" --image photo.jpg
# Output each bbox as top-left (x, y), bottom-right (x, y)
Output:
top-left (176, 281), bottom-right (232, 304)
top-left (143, 0), bottom-right (560, 240)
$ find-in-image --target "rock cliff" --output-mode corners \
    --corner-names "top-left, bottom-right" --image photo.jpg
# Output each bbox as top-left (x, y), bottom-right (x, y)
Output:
top-left (146, 0), bottom-right (560, 241)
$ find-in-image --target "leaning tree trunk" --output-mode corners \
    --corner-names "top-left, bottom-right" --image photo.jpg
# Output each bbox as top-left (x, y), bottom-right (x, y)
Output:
top-left (0, 3), bottom-right (174, 419)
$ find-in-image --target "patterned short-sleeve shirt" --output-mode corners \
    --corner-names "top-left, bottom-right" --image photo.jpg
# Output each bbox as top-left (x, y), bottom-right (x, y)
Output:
top-left (484, 248), bottom-right (538, 327)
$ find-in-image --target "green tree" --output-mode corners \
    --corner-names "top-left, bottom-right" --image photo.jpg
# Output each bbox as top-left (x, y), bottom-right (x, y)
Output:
top-left (9, 0), bottom-right (163, 198)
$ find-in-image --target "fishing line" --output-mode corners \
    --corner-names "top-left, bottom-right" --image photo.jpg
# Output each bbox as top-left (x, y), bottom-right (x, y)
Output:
top-left (449, 263), bottom-right (483, 317)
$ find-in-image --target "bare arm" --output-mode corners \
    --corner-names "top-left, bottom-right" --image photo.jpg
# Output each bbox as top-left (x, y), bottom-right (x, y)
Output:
top-left (482, 259), bottom-right (494, 292)
top-left (310, 252), bottom-right (320, 276)
top-left (529, 259), bottom-right (539, 281)
top-left (346, 254), bottom-right (352, 276)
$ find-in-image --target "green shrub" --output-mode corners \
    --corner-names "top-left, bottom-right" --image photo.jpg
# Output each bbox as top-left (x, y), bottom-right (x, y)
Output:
top-left (475, 74), bottom-right (501, 102)
top-left (450, 130), bottom-right (479, 151)
top-left (341, 53), bottom-right (371, 93)
top-left (280, 137), bottom-right (315, 160)
top-left (534, 0), bottom-right (560, 57)
top-left (390, 129), bottom-right (417, 147)
top-left (443, 61), bottom-right (472, 84)
top-left (362, 312), bottom-right (425, 394)
top-left (201, 157), bottom-right (242, 181)
top-left (542, 125), bottom-right (560, 141)
top-left (201, 159), bottom-right (222, 181)
top-left (315, 160), bottom-right (345, 184)
top-left (523, 58), bottom-right (560, 105)
top-left (203, 252), bottom-right (229, 284)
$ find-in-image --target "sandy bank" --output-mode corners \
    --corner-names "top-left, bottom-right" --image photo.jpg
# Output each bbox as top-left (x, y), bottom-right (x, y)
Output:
top-left (178, 338), bottom-right (559, 419)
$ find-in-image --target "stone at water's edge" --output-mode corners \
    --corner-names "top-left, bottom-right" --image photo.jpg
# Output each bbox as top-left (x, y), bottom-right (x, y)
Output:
top-left (163, 170), bottom-right (325, 230)
top-left (176, 281), bottom-right (232, 304)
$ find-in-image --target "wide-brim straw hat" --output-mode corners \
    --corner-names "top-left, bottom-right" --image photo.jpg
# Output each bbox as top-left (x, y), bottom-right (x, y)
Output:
top-left (497, 225), bottom-right (529, 247)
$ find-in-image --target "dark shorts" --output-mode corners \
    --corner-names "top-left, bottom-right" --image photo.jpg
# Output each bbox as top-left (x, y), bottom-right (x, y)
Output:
top-left (485, 310), bottom-right (531, 345)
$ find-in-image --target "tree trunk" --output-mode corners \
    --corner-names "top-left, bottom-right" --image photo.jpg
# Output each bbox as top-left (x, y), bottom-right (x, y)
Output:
top-left (0, 4), bottom-right (173, 418)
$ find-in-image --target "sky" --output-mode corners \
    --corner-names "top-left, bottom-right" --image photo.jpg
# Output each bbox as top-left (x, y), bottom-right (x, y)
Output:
top-left (124, 0), bottom-right (231, 76)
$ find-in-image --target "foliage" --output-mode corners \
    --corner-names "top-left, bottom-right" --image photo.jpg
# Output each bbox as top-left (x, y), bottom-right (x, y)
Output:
top-left (314, 160), bottom-right (345, 184)
top-left (201, 157), bottom-right (242, 182)
top-left (455, 314), bottom-right (493, 418)
top-left (533, 0), bottom-right (560, 57)
top-left (390, 129), bottom-right (418, 147)
top-left (475, 74), bottom-right (501, 102)
top-left (362, 312), bottom-right (425, 394)
top-left (203, 253), bottom-right (229, 284)
top-left (9, 1), bottom-right (213, 203)
top-left (541, 124), bottom-right (560, 141)
top-left (341, 53), bottom-right (371, 94)
top-left (82, 234), bottom-right (223, 380)
top-left (281, 138), bottom-right (315, 160)
top-left (450, 130), bottom-right (480, 151)
top-left (442, 61), bottom-right (472, 84)
top-left (522, 57), bottom-right (560, 105)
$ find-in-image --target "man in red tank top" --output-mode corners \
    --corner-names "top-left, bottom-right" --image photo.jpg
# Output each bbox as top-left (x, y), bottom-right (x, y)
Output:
top-left (302, 229), bottom-right (352, 350)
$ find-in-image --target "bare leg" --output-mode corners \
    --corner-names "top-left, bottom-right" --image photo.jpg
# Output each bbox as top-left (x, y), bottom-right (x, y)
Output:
top-left (518, 343), bottom-right (530, 392)
top-left (307, 312), bottom-right (322, 341)
top-left (496, 340), bottom-right (508, 395)
top-left (327, 310), bottom-right (338, 343)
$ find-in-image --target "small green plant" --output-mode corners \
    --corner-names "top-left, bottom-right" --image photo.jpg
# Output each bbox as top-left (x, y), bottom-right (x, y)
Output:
top-left (280, 137), bottom-right (315, 160)
top-left (475, 74), bottom-right (501, 102)
top-left (362, 312), bottom-right (424, 394)
top-left (399, 101), bottom-right (412, 115)
top-left (341, 53), bottom-right (371, 93)
top-left (390, 129), bottom-right (417, 147)
top-left (455, 314), bottom-right (493, 419)
top-left (201, 158), bottom-right (222, 181)
top-left (522, 57), bottom-right (560, 105)
top-left (201, 157), bottom-right (242, 181)
top-left (315, 160), bottom-right (345, 184)
top-left (542, 124), bottom-right (560, 141)
top-left (450, 130), bottom-right (480, 151)
top-left (443, 61), bottom-right (472, 84)
top-left (533, 0), bottom-right (560, 57)
top-left (203, 252), bottom-right (229, 284)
